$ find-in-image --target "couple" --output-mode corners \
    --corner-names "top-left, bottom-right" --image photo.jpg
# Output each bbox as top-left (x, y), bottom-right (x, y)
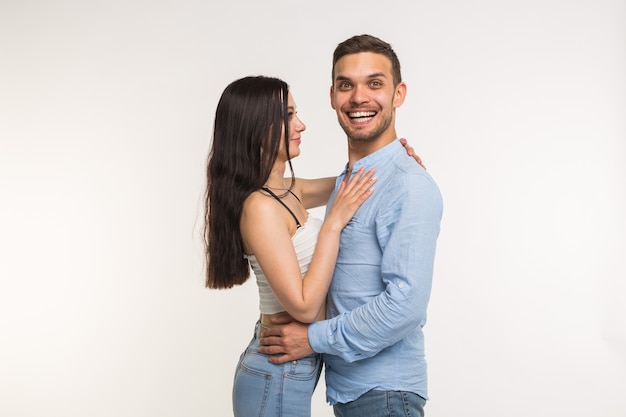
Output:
top-left (204, 34), bottom-right (443, 417)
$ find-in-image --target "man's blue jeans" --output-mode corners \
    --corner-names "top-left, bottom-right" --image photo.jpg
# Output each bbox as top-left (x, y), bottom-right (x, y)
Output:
top-left (333, 390), bottom-right (426, 417)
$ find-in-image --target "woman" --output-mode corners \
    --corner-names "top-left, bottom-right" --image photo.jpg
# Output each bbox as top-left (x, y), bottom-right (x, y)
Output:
top-left (204, 76), bottom-right (421, 416)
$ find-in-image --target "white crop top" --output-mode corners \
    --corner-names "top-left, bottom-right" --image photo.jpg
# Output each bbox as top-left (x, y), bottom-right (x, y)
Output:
top-left (245, 216), bottom-right (323, 314)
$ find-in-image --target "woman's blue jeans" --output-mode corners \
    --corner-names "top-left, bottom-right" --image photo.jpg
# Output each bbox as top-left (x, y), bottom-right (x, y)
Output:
top-left (232, 322), bottom-right (322, 417)
top-left (333, 389), bottom-right (426, 417)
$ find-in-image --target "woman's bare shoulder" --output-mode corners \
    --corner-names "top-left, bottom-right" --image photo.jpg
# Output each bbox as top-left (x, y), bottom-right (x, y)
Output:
top-left (243, 189), bottom-right (276, 215)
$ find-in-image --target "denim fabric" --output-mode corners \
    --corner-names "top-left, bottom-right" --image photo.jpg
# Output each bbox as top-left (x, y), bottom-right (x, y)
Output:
top-left (232, 322), bottom-right (322, 417)
top-left (333, 390), bottom-right (426, 417)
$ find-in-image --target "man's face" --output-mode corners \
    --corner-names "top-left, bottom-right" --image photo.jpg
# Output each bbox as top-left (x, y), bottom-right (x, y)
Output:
top-left (330, 52), bottom-right (406, 143)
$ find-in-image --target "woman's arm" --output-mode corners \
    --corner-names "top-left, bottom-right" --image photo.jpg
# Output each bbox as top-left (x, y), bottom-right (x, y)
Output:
top-left (296, 177), bottom-right (336, 209)
top-left (295, 138), bottom-right (425, 210)
top-left (241, 168), bottom-right (375, 323)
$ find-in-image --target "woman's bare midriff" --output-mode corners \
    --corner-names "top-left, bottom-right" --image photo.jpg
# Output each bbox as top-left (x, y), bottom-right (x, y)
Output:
top-left (260, 312), bottom-right (284, 328)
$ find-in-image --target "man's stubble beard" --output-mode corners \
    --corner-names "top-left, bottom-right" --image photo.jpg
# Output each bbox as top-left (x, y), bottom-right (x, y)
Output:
top-left (338, 107), bottom-right (394, 143)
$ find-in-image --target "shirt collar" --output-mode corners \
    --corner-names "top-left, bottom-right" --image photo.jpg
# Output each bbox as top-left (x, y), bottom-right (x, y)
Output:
top-left (343, 138), bottom-right (401, 176)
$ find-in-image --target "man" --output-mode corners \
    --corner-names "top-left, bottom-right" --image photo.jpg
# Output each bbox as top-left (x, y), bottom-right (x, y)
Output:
top-left (259, 34), bottom-right (443, 417)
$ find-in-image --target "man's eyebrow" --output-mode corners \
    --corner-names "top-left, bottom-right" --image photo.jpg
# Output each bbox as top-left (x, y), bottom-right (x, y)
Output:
top-left (366, 72), bottom-right (387, 79)
top-left (334, 72), bottom-right (387, 82)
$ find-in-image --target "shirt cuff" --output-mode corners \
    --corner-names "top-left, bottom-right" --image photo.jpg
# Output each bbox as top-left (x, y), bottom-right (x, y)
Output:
top-left (308, 319), bottom-right (332, 354)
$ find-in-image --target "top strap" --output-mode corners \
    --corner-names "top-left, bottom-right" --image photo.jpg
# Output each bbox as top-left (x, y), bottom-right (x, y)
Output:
top-left (261, 187), bottom-right (302, 229)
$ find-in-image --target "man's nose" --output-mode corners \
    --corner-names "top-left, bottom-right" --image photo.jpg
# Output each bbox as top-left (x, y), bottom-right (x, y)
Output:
top-left (350, 85), bottom-right (369, 105)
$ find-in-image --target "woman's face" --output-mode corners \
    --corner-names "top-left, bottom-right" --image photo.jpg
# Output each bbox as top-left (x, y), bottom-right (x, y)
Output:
top-left (278, 92), bottom-right (306, 161)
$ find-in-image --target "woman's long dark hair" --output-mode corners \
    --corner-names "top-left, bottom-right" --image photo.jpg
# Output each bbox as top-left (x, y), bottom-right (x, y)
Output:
top-left (204, 76), bottom-right (295, 289)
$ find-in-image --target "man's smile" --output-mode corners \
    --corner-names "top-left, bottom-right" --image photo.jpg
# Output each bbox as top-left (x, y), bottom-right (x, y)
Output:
top-left (347, 111), bottom-right (377, 124)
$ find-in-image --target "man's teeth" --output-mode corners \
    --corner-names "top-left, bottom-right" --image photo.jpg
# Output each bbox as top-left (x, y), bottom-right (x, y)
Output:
top-left (349, 111), bottom-right (376, 119)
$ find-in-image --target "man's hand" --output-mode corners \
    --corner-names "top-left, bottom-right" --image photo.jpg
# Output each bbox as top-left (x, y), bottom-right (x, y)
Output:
top-left (400, 138), bottom-right (426, 170)
top-left (258, 320), bottom-right (314, 364)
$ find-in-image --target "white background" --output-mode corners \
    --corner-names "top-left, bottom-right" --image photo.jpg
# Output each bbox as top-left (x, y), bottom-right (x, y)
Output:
top-left (1, 1), bottom-right (625, 416)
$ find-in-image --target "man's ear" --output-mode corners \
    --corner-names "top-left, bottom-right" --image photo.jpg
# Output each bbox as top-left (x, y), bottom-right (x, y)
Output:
top-left (393, 82), bottom-right (407, 108)
top-left (330, 85), bottom-right (336, 109)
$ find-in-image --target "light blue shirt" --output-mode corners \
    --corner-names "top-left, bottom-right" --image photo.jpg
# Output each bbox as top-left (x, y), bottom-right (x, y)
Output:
top-left (309, 138), bottom-right (443, 405)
